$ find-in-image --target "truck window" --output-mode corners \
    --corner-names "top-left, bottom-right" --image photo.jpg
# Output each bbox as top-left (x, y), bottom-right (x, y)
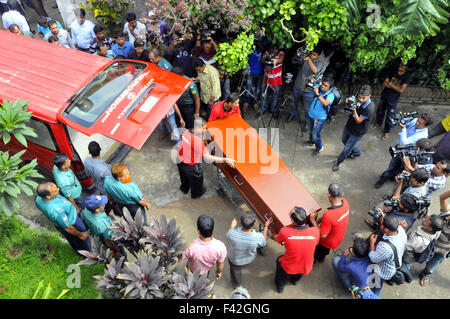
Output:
top-left (26, 118), bottom-right (58, 151)
top-left (63, 61), bottom-right (146, 128)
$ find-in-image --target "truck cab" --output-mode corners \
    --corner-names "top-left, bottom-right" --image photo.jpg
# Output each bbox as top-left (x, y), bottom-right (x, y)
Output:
top-left (0, 30), bottom-right (191, 190)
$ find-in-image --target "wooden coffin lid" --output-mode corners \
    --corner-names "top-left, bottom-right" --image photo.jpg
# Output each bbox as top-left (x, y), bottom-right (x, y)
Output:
top-left (206, 113), bottom-right (321, 227)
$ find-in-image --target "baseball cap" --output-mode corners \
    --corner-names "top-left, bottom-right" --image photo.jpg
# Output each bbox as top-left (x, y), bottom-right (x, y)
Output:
top-left (85, 195), bottom-right (108, 211)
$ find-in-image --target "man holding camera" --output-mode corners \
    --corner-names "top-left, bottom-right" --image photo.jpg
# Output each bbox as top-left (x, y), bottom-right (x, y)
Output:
top-left (332, 85), bottom-right (375, 171)
top-left (392, 168), bottom-right (429, 201)
top-left (372, 62), bottom-right (411, 140)
top-left (368, 215), bottom-right (407, 296)
top-left (195, 30), bottom-right (219, 69)
top-left (374, 113), bottom-right (433, 189)
top-left (366, 193), bottom-right (420, 231)
top-left (403, 158), bottom-right (450, 197)
top-left (261, 45), bottom-right (285, 118)
top-left (304, 78), bottom-right (335, 156)
top-left (167, 31), bottom-right (196, 78)
top-left (289, 47), bottom-right (323, 125)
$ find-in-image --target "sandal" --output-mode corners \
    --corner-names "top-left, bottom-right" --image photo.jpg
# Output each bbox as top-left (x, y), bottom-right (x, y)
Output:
top-left (420, 275), bottom-right (431, 286)
top-left (382, 133), bottom-right (390, 140)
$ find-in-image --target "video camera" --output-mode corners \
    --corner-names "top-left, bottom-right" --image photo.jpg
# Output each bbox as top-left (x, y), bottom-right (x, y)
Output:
top-left (305, 68), bottom-right (325, 90)
top-left (293, 45), bottom-right (310, 63)
top-left (200, 29), bottom-right (216, 42)
top-left (263, 50), bottom-right (276, 67)
top-left (389, 111), bottom-right (418, 127)
top-left (344, 95), bottom-right (362, 115)
top-left (389, 144), bottom-right (435, 163)
top-left (396, 171), bottom-right (411, 182)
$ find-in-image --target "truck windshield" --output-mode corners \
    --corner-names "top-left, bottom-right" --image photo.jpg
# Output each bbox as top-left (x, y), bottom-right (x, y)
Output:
top-left (63, 61), bottom-right (147, 127)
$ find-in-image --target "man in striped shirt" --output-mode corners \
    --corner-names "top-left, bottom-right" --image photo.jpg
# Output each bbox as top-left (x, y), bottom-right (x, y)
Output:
top-left (226, 212), bottom-right (272, 289)
top-left (404, 158), bottom-right (450, 196)
top-left (368, 215), bottom-right (407, 296)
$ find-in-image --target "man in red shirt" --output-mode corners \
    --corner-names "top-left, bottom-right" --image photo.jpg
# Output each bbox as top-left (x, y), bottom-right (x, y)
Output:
top-left (310, 183), bottom-right (350, 263)
top-left (272, 206), bottom-right (319, 293)
top-left (177, 118), bottom-right (235, 198)
top-left (208, 92), bottom-right (241, 122)
top-left (261, 45), bottom-right (284, 118)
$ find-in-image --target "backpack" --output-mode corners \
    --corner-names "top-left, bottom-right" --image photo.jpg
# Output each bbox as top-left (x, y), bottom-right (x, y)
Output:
top-left (325, 86), bottom-right (342, 122)
top-left (414, 240), bottom-right (436, 263)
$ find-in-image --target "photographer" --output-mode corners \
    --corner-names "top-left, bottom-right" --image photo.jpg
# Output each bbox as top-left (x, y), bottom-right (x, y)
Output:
top-left (195, 30), bottom-right (219, 69)
top-left (304, 77), bottom-right (335, 157)
top-left (332, 85), bottom-right (375, 171)
top-left (392, 167), bottom-right (429, 200)
top-left (167, 31), bottom-right (195, 78)
top-left (331, 238), bottom-right (372, 292)
top-left (366, 193), bottom-right (420, 231)
top-left (368, 215), bottom-right (407, 296)
top-left (402, 214), bottom-right (444, 277)
top-left (372, 62), bottom-right (411, 140)
top-left (403, 158), bottom-right (450, 197)
top-left (374, 113), bottom-right (433, 189)
top-left (419, 210), bottom-right (450, 286)
top-left (241, 38), bottom-right (265, 112)
top-left (261, 45), bottom-right (285, 118)
top-left (288, 46), bottom-right (323, 125)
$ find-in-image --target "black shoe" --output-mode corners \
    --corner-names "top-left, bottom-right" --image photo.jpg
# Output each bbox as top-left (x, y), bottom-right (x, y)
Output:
top-left (290, 279), bottom-right (300, 286)
top-left (257, 247), bottom-right (264, 256)
top-left (192, 187), bottom-right (206, 199)
top-left (312, 146), bottom-right (323, 157)
top-left (180, 185), bottom-right (189, 194)
top-left (304, 141), bottom-right (314, 147)
top-left (285, 114), bottom-right (296, 123)
top-left (272, 111), bottom-right (279, 119)
top-left (374, 180), bottom-right (384, 189)
top-left (348, 152), bottom-right (361, 159)
top-left (276, 284), bottom-right (284, 294)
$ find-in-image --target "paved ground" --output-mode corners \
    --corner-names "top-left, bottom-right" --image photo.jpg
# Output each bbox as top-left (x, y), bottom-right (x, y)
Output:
top-left (7, 0), bottom-right (450, 299)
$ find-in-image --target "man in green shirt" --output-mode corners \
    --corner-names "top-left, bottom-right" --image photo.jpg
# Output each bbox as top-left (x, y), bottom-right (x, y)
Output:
top-left (52, 153), bottom-right (83, 214)
top-left (35, 182), bottom-right (91, 254)
top-left (103, 163), bottom-right (151, 224)
top-left (82, 195), bottom-right (123, 257)
top-left (193, 57), bottom-right (221, 119)
top-left (173, 66), bottom-right (201, 129)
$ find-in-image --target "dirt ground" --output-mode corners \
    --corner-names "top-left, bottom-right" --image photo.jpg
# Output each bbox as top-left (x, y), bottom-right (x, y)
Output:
top-left (8, 0), bottom-right (450, 299)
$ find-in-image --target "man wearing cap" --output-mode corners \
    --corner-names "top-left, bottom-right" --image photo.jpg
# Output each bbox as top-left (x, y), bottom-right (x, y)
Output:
top-left (35, 182), bottom-right (92, 254)
top-left (146, 10), bottom-right (171, 46)
top-left (177, 118), bottom-right (235, 199)
top-left (82, 195), bottom-right (123, 257)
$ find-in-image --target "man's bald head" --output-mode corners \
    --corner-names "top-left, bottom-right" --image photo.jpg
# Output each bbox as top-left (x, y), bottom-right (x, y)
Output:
top-left (37, 182), bottom-right (58, 199)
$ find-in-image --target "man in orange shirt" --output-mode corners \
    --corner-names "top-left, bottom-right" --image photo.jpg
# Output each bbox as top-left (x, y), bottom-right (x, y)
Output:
top-left (208, 92), bottom-right (241, 122)
top-left (310, 183), bottom-right (350, 263)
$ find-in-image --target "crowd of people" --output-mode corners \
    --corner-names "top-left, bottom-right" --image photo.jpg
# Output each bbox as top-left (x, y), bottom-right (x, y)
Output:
top-left (3, 0), bottom-right (450, 299)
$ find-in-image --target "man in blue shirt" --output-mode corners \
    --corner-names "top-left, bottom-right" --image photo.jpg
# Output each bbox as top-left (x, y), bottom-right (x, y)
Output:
top-left (304, 78), bottom-right (334, 156)
top-left (111, 32), bottom-right (134, 58)
top-left (332, 85), bottom-right (375, 171)
top-left (332, 237), bottom-right (372, 292)
top-left (374, 113), bottom-right (433, 188)
top-left (70, 8), bottom-right (95, 52)
top-left (37, 16), bottom-right (62, 40)
top-left (35, 182), bottom-right (91, 254)
top-left (242, 39), bottom-right (264, 112)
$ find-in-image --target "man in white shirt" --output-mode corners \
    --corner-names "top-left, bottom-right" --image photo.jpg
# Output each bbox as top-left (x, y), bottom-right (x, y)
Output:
top-left (2, 0), bottom-right (29, 33)
top-left (70, 8), bottom-right (95, 52)
top-left (45, 20), bottom-right (74, 49)
top-left (123, 12), bottom-right (146, 45)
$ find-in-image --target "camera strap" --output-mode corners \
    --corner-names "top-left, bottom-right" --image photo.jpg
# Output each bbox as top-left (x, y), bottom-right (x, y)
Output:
top-left (381, 239), bottom-right (400, 269)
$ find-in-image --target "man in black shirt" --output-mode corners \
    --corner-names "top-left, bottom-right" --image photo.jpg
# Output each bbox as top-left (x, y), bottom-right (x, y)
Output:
top-left (372, 63), bottom-right (411, 140)
top-left (127, 39), bottom-right (150, 62)
top-left (332, 85), bottom-right (375, 171)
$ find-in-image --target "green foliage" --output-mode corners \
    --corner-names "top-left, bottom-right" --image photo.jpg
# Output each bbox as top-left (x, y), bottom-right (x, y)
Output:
top-left (31, 281), bottom-right (69, 299)
top-left (81, 0), bottom-right (136, 35)
top-left (215, 33), bottom-right (255, 75)
top-left (0, 213), bottom-right (103, 299)
top-left (0, 99), bottom-right (36, 147)
top-left (390, 0), bottom-right (449, 35)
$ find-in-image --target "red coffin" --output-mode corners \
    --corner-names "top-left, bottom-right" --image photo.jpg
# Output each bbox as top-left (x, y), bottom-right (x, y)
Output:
top-left (206, 113), bottom-right (321, 234)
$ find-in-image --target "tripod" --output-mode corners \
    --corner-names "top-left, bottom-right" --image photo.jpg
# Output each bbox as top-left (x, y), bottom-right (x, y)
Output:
top-left (237, 67), bottom-right (256, 101)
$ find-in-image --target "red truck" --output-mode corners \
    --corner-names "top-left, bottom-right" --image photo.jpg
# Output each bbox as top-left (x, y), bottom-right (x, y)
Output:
top-left (0, 30), bottom-right (191, 189)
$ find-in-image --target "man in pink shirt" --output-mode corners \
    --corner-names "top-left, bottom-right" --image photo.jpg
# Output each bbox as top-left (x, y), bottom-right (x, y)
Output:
top-left (182, 215), bottom-right (227, 279)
